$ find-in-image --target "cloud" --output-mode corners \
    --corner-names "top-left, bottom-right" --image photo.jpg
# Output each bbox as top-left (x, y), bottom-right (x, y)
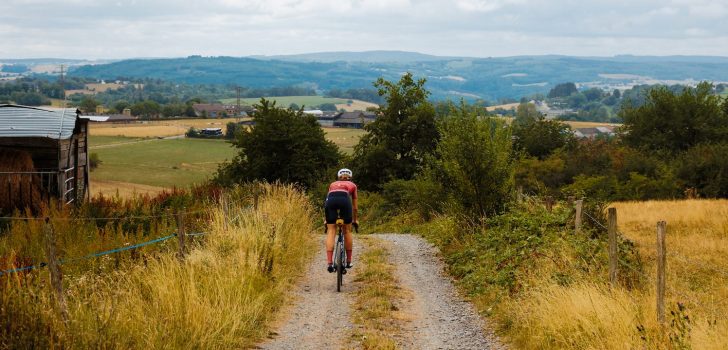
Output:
top-left (0, 0), bottom-right (727, 58)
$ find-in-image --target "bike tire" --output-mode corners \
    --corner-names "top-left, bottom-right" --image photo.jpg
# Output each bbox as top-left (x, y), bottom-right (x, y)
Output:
top-left (335, 242), bottom-right (343, 292)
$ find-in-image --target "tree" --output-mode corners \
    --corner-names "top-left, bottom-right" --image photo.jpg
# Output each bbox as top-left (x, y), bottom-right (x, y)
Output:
top-left (513, 117), bottom-right (573, 159)
top-left (79, 97), bottom-right (100, 113)
top-left (289, 103), bottom-right (300, 110)
top-left (318, 103), bottom-right (337, 111)
top-left (215, 99), bottom-right (341, 189)
top-left (514, 102), bottom-right (540, 125)
top-left (431, 105), bottom-right (514, 217)
top-left (612, 89), bottom-right (621, 99)
top-left (351, 73), bottom-right (439, 190)
top-left (548, 82), bottom-right (578, 98)
top-left (620, 82), bottom-right (728, 154)
top-left (583, 88), bottom-right (603, 102)
top-left (130, 100), bottom-right (161, 119)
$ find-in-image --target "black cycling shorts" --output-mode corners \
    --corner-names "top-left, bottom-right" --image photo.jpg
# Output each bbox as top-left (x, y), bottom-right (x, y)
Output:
top-left (324, 191), bottom-right (353, 224)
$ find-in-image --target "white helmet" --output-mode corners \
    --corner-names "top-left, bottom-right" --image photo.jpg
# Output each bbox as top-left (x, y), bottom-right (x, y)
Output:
top-left (337, 168), bottom-right (353, 179)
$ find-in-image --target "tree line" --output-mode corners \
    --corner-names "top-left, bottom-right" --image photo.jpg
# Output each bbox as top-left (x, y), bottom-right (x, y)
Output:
top-left (215, 75), bottom-right (728, 223)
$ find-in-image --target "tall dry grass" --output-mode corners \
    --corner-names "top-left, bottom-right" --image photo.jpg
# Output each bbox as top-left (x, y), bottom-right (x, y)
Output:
top-left (500, 199), bottom-right (728, 349)
top-left (1, 184), bottom-right (316, 349)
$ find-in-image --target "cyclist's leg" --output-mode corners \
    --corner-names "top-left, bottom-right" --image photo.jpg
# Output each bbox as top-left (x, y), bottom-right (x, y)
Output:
top-left (341, 197), bottom-right (354, 264)
top-left (324, 196), bottom-right (339, 266)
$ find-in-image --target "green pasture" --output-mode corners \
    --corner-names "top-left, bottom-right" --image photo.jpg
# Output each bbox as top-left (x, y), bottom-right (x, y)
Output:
top-left (220, 96), bottom-right (349, 108)
top-left (91, 138), bottom-right (236, 187)
top-left (89, 129), bottom-right (367, 188)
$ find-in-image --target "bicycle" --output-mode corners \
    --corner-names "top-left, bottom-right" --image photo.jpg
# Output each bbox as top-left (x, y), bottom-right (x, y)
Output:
top-left (332, 217), bottom-right (358, 292)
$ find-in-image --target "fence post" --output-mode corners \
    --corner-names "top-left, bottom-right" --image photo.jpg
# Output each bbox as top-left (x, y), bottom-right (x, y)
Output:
top-left (176, 208), bottom-right (186, 260)
top-left (44, 218), bottom-right (68, 322)
top-left (517, 186), bottom-right (524, 203)
top-left (656, 221), bottom-right (667, 324)
top-left (545, 196), bottom-right (554, 212)
top-left (575, 199), bottom-right (583, 234)
top-left (608, 208), bottom-right (618, 287)
top-left (222, 194), bottom-right (229, 231)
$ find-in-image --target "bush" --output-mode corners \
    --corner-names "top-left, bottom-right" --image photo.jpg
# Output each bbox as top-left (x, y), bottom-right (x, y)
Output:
top-left (89, 153), bottom-right (102, 171)
top-left (676, 142), bottom-right (728, 198)
top-left (381, 176), bottom-right (444, 220)
top-left (431, 107), bottom-right (514, 218)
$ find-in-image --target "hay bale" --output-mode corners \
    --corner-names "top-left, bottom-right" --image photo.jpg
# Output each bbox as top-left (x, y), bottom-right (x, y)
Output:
top-left (0, 149), bottom-right (43, 215)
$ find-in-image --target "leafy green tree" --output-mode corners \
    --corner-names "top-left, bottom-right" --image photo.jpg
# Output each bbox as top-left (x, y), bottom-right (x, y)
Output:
top-left (548, 82), bottom-right (578, 98)
top-left (620, 82), bottom-right (728, 154)
top-left (130, 100), bottom-right (161, 119)
top-left (318, 103), bottom-right (337, 111)
top-left (112, 100), bottom-right (130, 113)
top-left (289, 103), bottom-right (300, 110)
top-left (79, 97), bottom-right (100, 113)
top-left (514, 102), bottom-right (541, 125)
top-left (431, 105), bottom-right (514, 217)
top-left (351, 73), bottom-right (439, 190)
top-left (513, 116), bottom-right (573, 159)
top-left (583, 88), bottom-right (603, 102)
top-left (215, 99), bottom-right (341, 189)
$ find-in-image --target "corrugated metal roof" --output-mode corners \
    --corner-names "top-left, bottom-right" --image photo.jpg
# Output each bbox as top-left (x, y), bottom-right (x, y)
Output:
top-left (0, 104), bottom-right (80, 140)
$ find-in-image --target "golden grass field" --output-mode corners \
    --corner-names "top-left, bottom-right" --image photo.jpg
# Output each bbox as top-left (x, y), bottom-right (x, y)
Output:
top-left (336, 99), bottom-right (379, 112)
top-left (89, 119), bottom-right (235, 137)
top-left (1, 185), bottom-right (317, 348)
top-left (505, 199), bottom-right (728, 349)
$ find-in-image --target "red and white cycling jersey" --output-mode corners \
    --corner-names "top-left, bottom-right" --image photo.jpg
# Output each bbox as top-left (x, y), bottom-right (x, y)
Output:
top-left (328, 180), bottom-right (357, 199)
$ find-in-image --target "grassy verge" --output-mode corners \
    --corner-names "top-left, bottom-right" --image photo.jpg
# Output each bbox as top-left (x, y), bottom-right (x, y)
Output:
top-left (376, 198), bottom-right (728, 348)
top-left (352, 236), bottom-right (404, 349)
top-left (1, 184), bottom-right (317, 348)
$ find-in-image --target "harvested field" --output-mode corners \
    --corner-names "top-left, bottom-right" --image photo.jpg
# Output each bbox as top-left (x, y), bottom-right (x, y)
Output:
top-left (335, 99), bottom-right (378, 112)
top-left (89, 119), bottom-right (239, 138)
top-left (90, 180), bottom-right (165, 197)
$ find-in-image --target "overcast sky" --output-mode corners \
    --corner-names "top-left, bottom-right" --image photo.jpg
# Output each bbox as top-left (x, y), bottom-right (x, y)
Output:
top-left (1, 0), bottom-right (728, 59)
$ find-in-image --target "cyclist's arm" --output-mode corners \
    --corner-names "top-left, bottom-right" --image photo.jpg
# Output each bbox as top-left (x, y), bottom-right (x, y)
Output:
top-left (352, 196), bottom-right (358, 223)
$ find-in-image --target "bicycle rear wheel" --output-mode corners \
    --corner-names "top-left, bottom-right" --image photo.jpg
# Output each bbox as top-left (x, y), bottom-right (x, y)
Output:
top-left (335, 239), bottom-right (343, 292)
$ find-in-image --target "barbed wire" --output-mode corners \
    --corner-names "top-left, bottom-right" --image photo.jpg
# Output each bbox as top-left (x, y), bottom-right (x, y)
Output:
top-left (669, 252), bottom-right (728, 280)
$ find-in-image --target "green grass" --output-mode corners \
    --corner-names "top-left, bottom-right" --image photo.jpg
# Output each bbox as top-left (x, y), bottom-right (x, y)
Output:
top-left (220, 96), bottom-right (348, 108)
top-left (92, 138), bottom-right (236, 187)
top-left (88, 135), bottom-right (144, 147)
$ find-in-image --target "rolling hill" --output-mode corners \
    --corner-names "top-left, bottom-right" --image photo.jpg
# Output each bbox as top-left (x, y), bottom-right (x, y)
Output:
top-left (69, 52), bottom-right (728, 101)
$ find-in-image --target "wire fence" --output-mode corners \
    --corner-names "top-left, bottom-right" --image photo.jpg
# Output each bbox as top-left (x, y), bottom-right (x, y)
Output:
top-left (0, 230), bottom-right (210, 276)
top-left (575, 199), bottom-right (726, 324)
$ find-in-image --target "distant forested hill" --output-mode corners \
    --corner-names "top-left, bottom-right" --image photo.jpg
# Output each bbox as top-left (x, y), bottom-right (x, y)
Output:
top-left (70, 53), bottom-right (728, 101)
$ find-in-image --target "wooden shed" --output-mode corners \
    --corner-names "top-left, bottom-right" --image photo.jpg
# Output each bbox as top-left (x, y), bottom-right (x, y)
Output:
top-left (0, 104), bottom-right (94, 210)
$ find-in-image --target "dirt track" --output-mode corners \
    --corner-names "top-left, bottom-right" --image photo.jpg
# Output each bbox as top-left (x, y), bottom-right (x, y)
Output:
top-left (260, 234), bottom-right (504, 350)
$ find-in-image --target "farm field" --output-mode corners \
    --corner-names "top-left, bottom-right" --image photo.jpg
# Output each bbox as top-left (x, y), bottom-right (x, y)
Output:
top-left (220, 95), bottom-right (347, 107)
top-left (220, 96), bottom-right (378, 111)
top-left (323, 127), bottom-right (365, 154)
top-left (90, 137), bottom-right (235, 190)
top-left (562, 120), bottom-right (621, 128)
top-left (606, 200), bottom-right (728, 347)
top-left (89, 118), bottom-right (236, 137)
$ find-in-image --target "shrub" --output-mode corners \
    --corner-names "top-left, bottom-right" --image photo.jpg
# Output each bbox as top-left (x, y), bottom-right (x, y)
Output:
top-left (89, 153), bottom-right (101, 171)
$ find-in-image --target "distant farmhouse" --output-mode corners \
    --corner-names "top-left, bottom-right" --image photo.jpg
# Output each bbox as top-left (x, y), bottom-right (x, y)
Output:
top-left (573, 126), bottom-right (616, 139)
top-left (192, 103), bottom-right (244, 118)
top-left (0, 104), bottom-right (95, 212)
top-left (332, 111), bottom-right (376, 129)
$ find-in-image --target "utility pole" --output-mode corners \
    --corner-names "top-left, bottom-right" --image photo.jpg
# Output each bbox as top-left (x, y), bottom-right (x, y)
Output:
top-left (236, 86), bottom-right (241, 119)
top-left (59, 64), bottom-right (66, 100)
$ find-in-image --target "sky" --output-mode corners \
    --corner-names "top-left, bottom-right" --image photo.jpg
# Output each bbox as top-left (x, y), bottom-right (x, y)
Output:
top-left (1, 0), bottom-right (728, 59)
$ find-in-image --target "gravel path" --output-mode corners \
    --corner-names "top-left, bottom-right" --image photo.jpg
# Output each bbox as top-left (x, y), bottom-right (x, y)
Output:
top-left (259, 236), bottom-right (361, 350)
top-left (377, 234), bottom-right (505, 350)
top-left (259, 234), bottom-right (504, 350)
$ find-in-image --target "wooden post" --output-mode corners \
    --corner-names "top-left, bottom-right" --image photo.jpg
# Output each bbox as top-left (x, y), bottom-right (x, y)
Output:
top-left (44, 218), bottom-right (68, 322)
top-left (176, 208), bottom-right (186, 260)
top-left (545, 196), bottom-right (554, 212)
top-left (608, 208), bottom-right (618, 287)
top-left (656, 221), bottom-right (667, 324)
top-left (517, 186), bottom-right (524, 203)
top-left (575, 199), bottom-right (583, 234)
top-left (222, 194), bottom-right (229, 231)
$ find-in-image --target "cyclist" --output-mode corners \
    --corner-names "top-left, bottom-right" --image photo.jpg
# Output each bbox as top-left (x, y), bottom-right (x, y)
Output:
top-left (324, 168), bottom-right (358, 273)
